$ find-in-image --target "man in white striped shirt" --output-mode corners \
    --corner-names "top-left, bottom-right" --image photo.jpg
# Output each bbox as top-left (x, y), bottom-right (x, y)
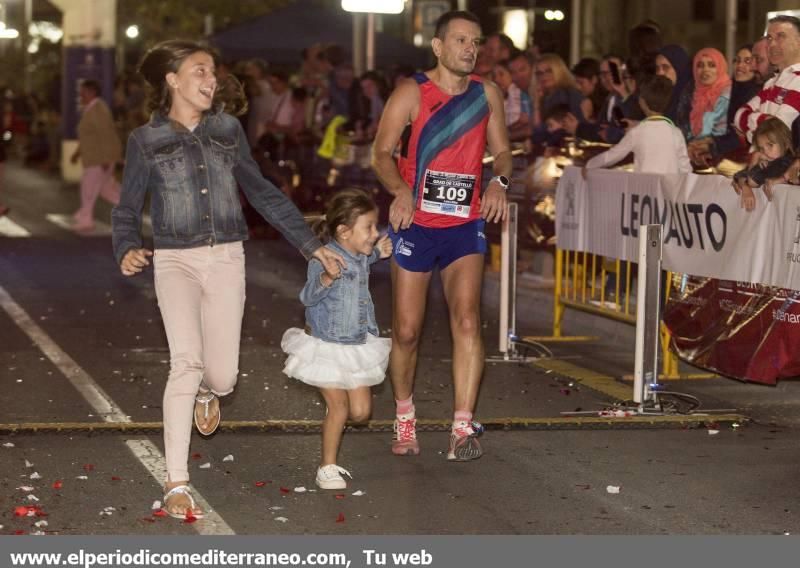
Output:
top-left (734, 15), bottom-right (800, 143)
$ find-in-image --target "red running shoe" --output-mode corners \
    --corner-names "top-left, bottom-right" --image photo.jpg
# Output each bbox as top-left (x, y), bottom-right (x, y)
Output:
top-left (392, 416), bottom-right (420, 456)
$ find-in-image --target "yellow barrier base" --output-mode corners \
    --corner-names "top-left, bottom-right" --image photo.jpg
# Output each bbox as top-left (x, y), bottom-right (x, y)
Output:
top-left (533, 358), bottom-right (632, 401)
top-left (621, 373), bottom-right (718, 382)
top-left (521, 335), bottom-right (600, 342)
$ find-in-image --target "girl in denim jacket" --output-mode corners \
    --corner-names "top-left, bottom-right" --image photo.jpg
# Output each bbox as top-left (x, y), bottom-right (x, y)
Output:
top-left (112, 41), bottom-right (343, 520)
top-left (282, 189), bottom-right (392, 489)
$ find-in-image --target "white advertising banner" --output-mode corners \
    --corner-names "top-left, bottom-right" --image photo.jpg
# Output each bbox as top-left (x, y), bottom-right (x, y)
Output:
top-left (555, 166), bottom-right (800, 289)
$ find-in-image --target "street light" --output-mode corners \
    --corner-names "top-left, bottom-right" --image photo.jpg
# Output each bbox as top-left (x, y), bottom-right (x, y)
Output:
top-left (125, 25), bottom-right (139, 39)
top-left (0, 21), bottom-right (19, 39)
top-left (341, 0), bottom-right (404, 14)
top-left (341, 0), bottom-right (406, 74)
top-left (544, 9), bottom-right (565, 21)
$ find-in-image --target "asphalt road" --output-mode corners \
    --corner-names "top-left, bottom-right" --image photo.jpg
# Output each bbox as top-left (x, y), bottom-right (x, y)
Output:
top-left (2, 162), bottom-right (800, 536)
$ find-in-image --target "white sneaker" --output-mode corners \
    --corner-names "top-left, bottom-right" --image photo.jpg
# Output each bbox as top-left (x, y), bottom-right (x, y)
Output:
top-left (315, 464), bottom-right (352, 490)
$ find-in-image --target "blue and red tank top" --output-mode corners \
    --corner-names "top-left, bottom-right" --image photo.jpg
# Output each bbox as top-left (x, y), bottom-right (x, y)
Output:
top-left (398, 72), bottom-right (490, 228)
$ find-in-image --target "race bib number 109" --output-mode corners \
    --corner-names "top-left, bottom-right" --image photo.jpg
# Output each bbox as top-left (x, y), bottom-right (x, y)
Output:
top-left (421, 169), bottom-right (476, 218)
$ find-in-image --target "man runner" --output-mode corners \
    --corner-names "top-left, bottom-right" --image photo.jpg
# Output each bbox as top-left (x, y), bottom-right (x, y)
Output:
top-left (372, 10), bottom-right (511, 461)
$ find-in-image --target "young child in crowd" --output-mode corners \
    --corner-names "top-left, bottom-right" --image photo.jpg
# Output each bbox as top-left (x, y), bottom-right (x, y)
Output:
top-left (734, 117), bottom-right (797, 211)
top-left (281, 188), bottom-right (392, 490)
top-left (583, 75), bottom-right (691, 176)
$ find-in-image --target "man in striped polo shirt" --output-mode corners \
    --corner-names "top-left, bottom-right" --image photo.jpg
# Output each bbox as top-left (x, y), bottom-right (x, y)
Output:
top-left (735, 15), bottom-right (800, 144)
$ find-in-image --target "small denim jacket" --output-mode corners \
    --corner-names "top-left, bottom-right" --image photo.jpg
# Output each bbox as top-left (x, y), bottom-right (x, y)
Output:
top-left (111, 109), bottom-right (321, 265)
top-left (301, 240), bottom-right (382, 345)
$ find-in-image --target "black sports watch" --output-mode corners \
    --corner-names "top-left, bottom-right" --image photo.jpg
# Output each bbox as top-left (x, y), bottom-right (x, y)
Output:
top-left (491, 175), bottom-right (510, 190)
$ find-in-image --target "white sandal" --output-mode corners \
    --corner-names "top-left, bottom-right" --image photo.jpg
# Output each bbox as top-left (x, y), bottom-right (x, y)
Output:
top-left (163, 485), bottom-right (204, 520)
top-left (194, 391), bottom-right (220, 436)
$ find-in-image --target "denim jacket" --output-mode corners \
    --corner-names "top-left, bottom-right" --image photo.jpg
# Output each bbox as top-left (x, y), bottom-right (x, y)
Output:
top-left (301, 240), bottom-right (382, 345)
top-left (111, 109), bottom-right (321, 265)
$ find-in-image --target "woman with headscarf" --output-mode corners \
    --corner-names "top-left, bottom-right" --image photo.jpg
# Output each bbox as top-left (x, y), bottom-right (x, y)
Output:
top-left (655, 44), bottom-right (692, 123)
top-left (683, 47), bottom-right (731, 141)
top-left (690, 45), bottom-right (761, 165)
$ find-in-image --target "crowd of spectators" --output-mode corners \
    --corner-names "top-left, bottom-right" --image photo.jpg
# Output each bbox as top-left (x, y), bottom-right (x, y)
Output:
top-left (484, 14), bottom-right (800, 212)
top-left (2, 12), bottom-right (799, 220)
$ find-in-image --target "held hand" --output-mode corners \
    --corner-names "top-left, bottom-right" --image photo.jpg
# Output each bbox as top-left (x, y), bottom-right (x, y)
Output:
top-left (785, 159), bottom-right (800, 185)
top-left (740, 186), bottom-right (756, 212)
top-left (748, 151), bottom-right (763, 168)
top-left (763, 178), bottom-right (778, 201)
top-left (376, 234), bottom-right (392, 259)
top-left (480, 182), bottom-right (508, 223)
top-left (120, 248), bottom-right (153, 276)
top-left (312, 246), bottom-right (346, 279)
top-left (731, 177), bottom-right (743, 195)
top-left (389, 186), bottom-right (415, 232)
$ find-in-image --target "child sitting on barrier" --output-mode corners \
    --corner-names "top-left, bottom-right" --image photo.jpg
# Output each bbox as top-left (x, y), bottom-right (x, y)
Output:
top-left (582, 75), bottom-right (691, 176)
top-left (734, 117), bottom-right (797, 211)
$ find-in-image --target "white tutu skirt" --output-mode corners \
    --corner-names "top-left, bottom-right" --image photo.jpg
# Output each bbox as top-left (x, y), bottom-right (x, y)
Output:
top-left (281, 328), bottom-right (391, 390)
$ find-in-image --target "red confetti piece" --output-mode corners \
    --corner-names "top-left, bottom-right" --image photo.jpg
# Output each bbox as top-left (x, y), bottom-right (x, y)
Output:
top-left (559, 388), bottom-right (571, 396)
top-left (14, 530), bottom-right (25, 535)
top-left (279, 487), bottom-right (291, 494)
top-left (83, 464), bottom-right (95, 472)
top-left (152, 509), bottom-right (168, 518)
top-left (111, 476), bottom-right (122, 481)
top-left (254, 481), bottom-right (267, 487)
top-left (52, 480), bottom-right (63, 490)
top-left (13, 505), bottom-right (44, 518)
top-left (191, 453), bottom-right (202, 460)
top-left (335, 513), bottom-right (345, 523)
top-left (335, 494), bottom-right (345, 500)
top-left (183, 511), bottom-right (198, 524)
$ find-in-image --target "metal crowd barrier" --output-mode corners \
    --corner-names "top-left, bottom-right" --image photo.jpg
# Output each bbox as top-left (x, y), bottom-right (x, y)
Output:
top-left (496, 204), bottom-right (681, 378)
top-left (552, 249), bottom-right (680, 378)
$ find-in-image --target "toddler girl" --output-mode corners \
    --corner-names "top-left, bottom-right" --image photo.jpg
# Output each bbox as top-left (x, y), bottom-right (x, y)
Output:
top-left (282, 188), bottom-right (392, 489)
top-left (735, 117), bottom-right (796, 211)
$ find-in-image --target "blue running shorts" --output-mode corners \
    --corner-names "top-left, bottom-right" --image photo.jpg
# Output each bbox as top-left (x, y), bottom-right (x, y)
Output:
top-left (388, 219), bottom-right (487, 273)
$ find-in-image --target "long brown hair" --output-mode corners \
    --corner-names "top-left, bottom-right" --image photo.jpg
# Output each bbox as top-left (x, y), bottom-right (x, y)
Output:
top-left (754, 117), bottom-right (796, 158)
top-left (137, 40), bottom-right (247, 118)
top-left (312, 188), bottom-right (378, 244)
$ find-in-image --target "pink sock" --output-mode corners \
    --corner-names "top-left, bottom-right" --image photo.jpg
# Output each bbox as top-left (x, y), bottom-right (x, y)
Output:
top-left (395, 395), bottom-right (414, 418)
top-left (453, 411), bottom-right (472, 428)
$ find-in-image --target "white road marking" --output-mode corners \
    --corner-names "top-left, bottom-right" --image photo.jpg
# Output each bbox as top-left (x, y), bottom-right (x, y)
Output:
top-left (126, 440), bottom-right (234, 535)
top-left (0, 283), bottom-right (234, 535)
top-left (46, 213), bottom-right (112, 235)
top-left (0, 217), bottom-right (31, 237)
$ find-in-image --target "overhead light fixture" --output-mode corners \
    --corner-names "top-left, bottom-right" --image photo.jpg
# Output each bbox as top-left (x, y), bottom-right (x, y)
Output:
top-left (30, 21), bottom-right (63, 43)
top-left (544, 9), bottom-right (565, 21)
top-left (503, 10), bottom-right (528, 49)
top-left (0, 22), bottom-right (19, 39)
top-left (341, 0), bottom-right (405, 14)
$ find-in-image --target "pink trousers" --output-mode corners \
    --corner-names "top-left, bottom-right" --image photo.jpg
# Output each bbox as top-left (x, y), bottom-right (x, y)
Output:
top-left (154, 242), bottom-right (246, 482)
top-left (74, 164), bottom-right (120, 226)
